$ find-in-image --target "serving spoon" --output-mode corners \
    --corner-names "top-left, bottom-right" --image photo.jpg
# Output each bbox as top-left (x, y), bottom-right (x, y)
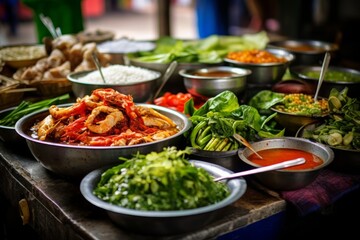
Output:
top-left (91, 52), bottom-right (107, 83)
top-left (233, 133), bottom-right (263, 159)
top-left (213, 157), bottom-right (305, 182)
top-left (151, 61), bottom-right (178, 102)
top-left (313, 52), bottom-right (331, 102)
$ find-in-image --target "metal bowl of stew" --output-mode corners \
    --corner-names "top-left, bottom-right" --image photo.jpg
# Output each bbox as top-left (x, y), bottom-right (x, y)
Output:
top-left (15, 103), bottom-right (191, 179)
top-left (80, 160), bottom-right (247, 235)
top-left (179, 66), bottom-right (251, 98)
top-left (267, 40), bottom-right (338, 66)
top-left (238, 137), bottom-right (334, 191)
top-left (290, 65), bottom-right (360, 98)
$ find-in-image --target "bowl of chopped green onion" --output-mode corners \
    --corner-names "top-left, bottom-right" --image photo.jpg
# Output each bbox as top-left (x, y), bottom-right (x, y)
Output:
top-left (80, 147), bottom-right (247, 235)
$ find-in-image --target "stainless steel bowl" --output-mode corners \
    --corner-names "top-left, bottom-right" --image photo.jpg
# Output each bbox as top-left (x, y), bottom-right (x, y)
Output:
top-left (238, 137), bottom-right (334, 191)
top-left (290, 65), bottom-right (360, 98)
top-left (179, 66), bottom-right (251, 98)
top-left (67, 67), bottom-right (161, 103)
top-left (15, 104), bottom-right (191, 178)
top-left (267, 40), bottom-right (338, 66)
top-left (0, 106), bottom-right (24, 144)
top-left (297, 122), bottom-right (360, 173)
top-left (271, 107), bottom-right (328, 135)
top-left (190, 148), bottom-right (243, 172)
top-left (129, 57), bottom-right (222, 93)
top-left (80, 160), bottom-right (247, 235)
top-left (224, 49), bottom-right (294, 86)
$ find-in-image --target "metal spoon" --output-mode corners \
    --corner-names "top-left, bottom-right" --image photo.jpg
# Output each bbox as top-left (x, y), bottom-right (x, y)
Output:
top-left (214, 157), bottom-right (305, 182)
top-left (91, 52), bottom-right (107, 83)
top-left (151, 61), bottom-right (178, 102)
top-left (314, 52), bottom-right (331, 102)
top-left (233, 133), bottom-right (263, 159)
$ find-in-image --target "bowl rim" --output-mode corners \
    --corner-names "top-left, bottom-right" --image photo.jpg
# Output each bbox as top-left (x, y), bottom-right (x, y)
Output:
top-left (178, 66), bottom-right (252, 79)
top-left (238, 136), bottom-right (334, 172)
top-left (267, 40), bottom-right (339, 54)
top-left (79, 159), bottom-right (247, 217)
top-left (0, 106), bottom-right (17, 130)
top-left (290, 65), bottom-right (360, 84)
top-left (14, 103), bottom-right (192, 149)
top-left (224, 48), bottom-right (295, 66)
top-left (67, 67), bottom-right (162, 86)
top-left (270, 106), bottom-right (329, 118)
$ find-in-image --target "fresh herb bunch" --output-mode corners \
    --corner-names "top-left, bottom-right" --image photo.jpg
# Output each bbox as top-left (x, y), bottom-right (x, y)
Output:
top-left (184, 91), bottom-right (284, 151)
top-left (0, 94), bottom-right (70, 127)
top-left (93, 147), bottom-right (230, 211)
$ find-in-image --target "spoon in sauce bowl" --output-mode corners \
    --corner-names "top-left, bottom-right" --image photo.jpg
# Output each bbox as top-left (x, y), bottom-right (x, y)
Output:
top-left (214, 157), bottom-right (305, 182)
top-left (233, 133), bottom-right (263, 159)
top-left (314, 52), bottom-right (331, 102)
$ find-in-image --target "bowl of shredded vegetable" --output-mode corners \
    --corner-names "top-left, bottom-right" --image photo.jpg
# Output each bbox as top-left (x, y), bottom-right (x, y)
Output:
top-left (80, 147), bottom-right (247, 235)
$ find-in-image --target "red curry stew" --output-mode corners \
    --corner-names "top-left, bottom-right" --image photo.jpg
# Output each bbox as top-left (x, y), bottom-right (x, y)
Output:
top-left (248, 148), bottom-right (324, 170)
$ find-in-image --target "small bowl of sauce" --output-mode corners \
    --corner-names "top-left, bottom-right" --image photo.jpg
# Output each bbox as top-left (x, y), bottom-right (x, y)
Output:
top-left (179, 66), bottom-right (251, 98)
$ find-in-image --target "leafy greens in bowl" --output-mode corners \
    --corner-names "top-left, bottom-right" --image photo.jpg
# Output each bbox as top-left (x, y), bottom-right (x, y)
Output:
top-left (80, 147), bottom-right (247, 235)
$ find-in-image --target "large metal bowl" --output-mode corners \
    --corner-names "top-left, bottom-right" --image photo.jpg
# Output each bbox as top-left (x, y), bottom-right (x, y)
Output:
top-left (179, 66), bottom-right (251, 98)
top-left (267, 40), bottom-right (338, 66)
top-left (15, 104), bottom-right (191, 178)
top-left (290, 65), bottom-right (360, 98)
top-left (238, 137), bottom-right (334, 191)
top-left (224, 49), bottom-right (294, 86)
top-left (80, 160), bottom-right (247, 235)
top-left (67, 67), bottom-right (161, 103)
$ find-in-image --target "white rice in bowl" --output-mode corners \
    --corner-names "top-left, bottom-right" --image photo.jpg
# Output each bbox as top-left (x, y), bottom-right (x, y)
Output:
top-left (77, 65), bottom-right (160, 84)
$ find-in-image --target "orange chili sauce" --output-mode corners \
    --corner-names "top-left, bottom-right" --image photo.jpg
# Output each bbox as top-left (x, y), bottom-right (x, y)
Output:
top-left (248, 148), bottom-right (324, 170)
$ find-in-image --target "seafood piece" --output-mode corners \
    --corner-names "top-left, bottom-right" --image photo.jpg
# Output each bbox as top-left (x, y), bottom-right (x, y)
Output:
top-left (36, 115), bottom-right (57, 140)
top-left (137, 105), bottom-right (177, 129)
top-left (85, 106), bottom-right (124, 134)
top-left (49, 102), bottom-right (87, 119)
top-left (92, 88), bottom-right (141, 121)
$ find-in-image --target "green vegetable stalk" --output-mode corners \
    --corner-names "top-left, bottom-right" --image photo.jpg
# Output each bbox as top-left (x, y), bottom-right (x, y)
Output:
top-left (0, 94), bottom-right (70, 127)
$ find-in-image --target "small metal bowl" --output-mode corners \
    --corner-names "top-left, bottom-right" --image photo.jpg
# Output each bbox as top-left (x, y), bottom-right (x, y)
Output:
top-left (297, 122), bottom-right (360, 173)
top-left (290, 65), bottom-right (360, 98)
top-left (238, 137), bottom-right (334, 191)
top-left (0, 106), bottom-right (24, 144)
top-left (179, 66), bottom-right (251, 98)
top-left (271, 107), bottom-right (328, 135)
top-left (15, 104), bottom-right (191, 178)
top-left (224, 49), bottom-right (294, 86)
top-left (189, 148), bottom-right (243, 172)
top-left (67, 66), bottom-right (161, 103)
top-left (129, 57), bottom-right (222, 93)
top-left (267, 40), bottom-right (338, 66)
top-left (80, 160), bottom-right (247, 235)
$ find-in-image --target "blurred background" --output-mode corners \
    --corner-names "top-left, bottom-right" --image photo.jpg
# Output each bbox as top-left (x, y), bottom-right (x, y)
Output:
top-left (0, 0), bottom-right (359, 69)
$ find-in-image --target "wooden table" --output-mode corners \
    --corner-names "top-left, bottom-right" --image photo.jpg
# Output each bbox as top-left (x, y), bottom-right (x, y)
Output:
top-left (0, 140), bottom-right (286, 240)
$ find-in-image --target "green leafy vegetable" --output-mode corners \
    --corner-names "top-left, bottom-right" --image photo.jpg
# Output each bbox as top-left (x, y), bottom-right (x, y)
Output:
top-left (93, 147), bottom-right (230, 211)
top-left (128, 32), bottom-right (269, 64)
top-left (184, 91), bottom-right (284, 151)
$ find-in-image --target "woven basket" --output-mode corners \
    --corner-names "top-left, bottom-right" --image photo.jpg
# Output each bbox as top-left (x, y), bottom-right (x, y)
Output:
top-left (30, 78), bottom-right (72, 97)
